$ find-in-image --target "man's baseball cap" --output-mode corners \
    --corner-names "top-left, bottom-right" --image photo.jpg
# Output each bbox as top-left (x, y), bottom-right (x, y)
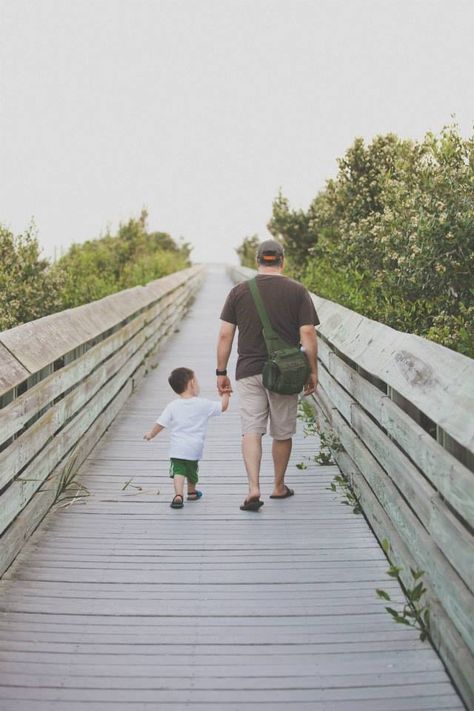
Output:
top-left (256, 239), bottom-right (284, 263)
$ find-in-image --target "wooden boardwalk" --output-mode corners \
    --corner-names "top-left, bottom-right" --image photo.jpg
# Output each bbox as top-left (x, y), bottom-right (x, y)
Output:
top-left (0, 268), bottom-right (464, 710)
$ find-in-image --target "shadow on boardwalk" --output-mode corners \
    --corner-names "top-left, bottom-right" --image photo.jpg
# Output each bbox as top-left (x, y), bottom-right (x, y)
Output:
top-left (0, 269), bottom-right (463, 710)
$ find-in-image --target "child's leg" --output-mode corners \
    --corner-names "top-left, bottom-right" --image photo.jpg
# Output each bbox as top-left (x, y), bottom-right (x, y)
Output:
top-left (169, 460), bottom-right (185, 507)
top-left (173, 475), bottom-right (185, 499)
top-left (186, 461), bottom-right (199, 495)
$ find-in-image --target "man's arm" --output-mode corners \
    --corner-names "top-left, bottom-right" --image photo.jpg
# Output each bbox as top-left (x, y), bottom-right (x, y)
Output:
top-left (217, 320), bottom-right (236, 395)
top-left (299, 324), bottom-right (318, 396)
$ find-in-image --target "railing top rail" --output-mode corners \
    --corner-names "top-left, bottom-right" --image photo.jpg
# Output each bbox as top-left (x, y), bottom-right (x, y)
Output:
top-left (0, 265), bottom-right (204, 397)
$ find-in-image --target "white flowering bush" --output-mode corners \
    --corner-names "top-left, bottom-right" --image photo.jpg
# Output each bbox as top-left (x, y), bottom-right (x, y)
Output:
top-left (267, 126), bottom-right (473, 356)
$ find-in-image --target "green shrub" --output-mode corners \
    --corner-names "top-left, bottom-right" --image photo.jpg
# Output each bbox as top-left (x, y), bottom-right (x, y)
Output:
top-left (51, 209), bottom-right (191, 309)
top-left (235, 234), bottom-right (261, 268)
top-left (263, 125), bottom-right (474, 356)
top-left (0, 210), bottom-right (192, 330)
top-left (0, 223), bottom-right (63, 330)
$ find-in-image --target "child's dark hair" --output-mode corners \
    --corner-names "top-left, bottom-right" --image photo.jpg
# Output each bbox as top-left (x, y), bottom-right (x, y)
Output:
top-left (168, 367), bottom-right (194, 394)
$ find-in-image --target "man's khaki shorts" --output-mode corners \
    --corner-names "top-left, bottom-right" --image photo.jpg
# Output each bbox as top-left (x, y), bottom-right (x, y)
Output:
top-left (236, 374), bottom-right (299, 440)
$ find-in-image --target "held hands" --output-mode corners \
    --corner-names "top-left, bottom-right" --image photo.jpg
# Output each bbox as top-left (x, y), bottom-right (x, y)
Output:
top-left (217, 375), bottom-right (233, 396)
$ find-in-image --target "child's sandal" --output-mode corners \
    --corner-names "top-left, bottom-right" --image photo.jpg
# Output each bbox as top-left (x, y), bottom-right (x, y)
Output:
top-left (187, 491), bottom-right (203, 501)
top-left (170, 495), bottom-right (184, 509)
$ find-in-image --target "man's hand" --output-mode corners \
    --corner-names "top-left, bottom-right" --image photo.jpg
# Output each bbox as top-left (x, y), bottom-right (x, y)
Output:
top-left (217, 375), bottom-right (233, 395)
top-left (303, 372), bottom-right (318, 396)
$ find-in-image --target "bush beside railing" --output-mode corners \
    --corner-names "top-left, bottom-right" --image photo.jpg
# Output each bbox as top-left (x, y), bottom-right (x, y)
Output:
top-left (0, 265), bottom-right (205, 576)
top-left (229, 265), bottom-right (474, 710)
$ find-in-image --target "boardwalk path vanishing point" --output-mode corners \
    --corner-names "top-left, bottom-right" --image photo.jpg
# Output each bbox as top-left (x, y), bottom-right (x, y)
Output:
top-left (0, 268), bottom-right (464, 710)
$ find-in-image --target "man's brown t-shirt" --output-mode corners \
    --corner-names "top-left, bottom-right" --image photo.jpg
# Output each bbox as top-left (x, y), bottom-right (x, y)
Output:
top-left (220, 274), bottom-right (319, 380)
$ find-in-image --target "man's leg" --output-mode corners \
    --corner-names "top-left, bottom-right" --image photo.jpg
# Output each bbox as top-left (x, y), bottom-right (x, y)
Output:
top-left (268, 391), bottom-right (298, 497)
top-left (236, 376), bottom-right (268, 505)
top-left (242, 433), bottom-right (263, 500)
top-left (271, 437), bottom-right (292, 497)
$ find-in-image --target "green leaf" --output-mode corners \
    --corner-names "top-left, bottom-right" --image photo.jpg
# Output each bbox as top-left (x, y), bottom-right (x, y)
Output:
top-left (296, 462), bottom-right (307, 470)
top-left (376, 589), bottom-right (391, 601)
top-left (395, 617), bottom-right (411, 626)
top-left (385, 607), bottom-right (400, 618)
top-left (387, 566), bottom-right (401, 578)
top-left (381, 539), bottom-right (391, 555)
top-left (410, 582), bottom-right (426, 602)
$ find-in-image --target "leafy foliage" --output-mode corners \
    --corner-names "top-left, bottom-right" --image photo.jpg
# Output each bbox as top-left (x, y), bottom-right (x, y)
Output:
top-left (377, 538), bottom-right (431, 642)
top-left (52, 209), bottom-right (191, 309)
top-left (263, 125), bottom-right (474, 356)
top-left (0, 210), bottom-right (191, 329)
top-left (0, 223), bottom-right (64, 331)
top-left (235, 234), bottom-right (261, 268)
top-left (297, 399), bottom-right (343, 468)
top-left (328, 474), bottom-right (362, 514)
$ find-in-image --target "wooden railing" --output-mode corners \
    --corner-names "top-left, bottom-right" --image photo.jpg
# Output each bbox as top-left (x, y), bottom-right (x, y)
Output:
top-left (229, 266), bottom-right (474, 710)
top-left (0, 265), bottom-right (205, 577)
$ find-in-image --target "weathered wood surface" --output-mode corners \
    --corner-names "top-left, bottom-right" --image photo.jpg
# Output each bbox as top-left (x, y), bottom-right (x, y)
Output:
top-left (317, 338), bottom-right (474, 527)
top-left (229, 265), bottom-right (473, 710)
top-left (0, 266), bottom-right (203, 576)
top-left (0, 268), bottom-right (463, 710)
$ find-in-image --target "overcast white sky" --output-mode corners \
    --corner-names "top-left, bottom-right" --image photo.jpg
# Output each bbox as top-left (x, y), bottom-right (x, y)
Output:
top-left (1, 0), bottom-right (473, 264)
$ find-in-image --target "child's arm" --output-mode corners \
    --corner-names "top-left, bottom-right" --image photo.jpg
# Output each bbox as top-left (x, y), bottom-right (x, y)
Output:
top-left (143, 423), bottom-right (164, 441)
top-left (220, 392), bottom-right (230, 412)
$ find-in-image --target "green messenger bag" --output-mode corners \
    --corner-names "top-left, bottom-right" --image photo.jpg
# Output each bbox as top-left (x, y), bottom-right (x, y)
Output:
top-left (248, 277), bottom-right (311, 395)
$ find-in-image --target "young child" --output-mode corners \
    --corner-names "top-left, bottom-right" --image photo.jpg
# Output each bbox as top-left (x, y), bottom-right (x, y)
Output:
top-left (144, 367), bottom-right (230, 508)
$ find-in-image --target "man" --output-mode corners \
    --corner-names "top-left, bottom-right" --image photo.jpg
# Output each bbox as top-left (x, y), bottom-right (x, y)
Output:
top-left (216, 239), bottom-right (319, 511)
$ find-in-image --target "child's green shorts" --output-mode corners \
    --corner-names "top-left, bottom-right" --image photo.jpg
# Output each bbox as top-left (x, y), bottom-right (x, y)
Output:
top-left (169, 458), bottom-right (199, 484)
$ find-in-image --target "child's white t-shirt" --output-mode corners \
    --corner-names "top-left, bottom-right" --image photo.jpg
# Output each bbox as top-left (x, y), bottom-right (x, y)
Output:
top-left (157, 397), bottom-right (222, 460)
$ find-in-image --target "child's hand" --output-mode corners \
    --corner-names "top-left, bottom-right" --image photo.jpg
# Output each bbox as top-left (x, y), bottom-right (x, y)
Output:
top-left (221, 391), bottom-right (231, 412)
top-left (143, 423), bottom-right (163, 440)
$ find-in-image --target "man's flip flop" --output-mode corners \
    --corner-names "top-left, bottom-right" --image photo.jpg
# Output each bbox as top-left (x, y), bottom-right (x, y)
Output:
top-left (170, 495), bottom-right (184, 509)
top-left (270, 486), bottom-right (294, 499)
top-left (240, 497), bottom-right (264, 512)
top-left (187, 491), bottom-right (203, 501)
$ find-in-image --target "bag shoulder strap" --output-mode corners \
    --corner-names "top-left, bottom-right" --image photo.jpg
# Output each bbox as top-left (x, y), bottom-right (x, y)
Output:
top-left (248, 278), bottom-right (289, 353)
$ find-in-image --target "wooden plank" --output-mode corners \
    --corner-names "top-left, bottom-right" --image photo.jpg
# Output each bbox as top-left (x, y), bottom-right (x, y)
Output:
top-left (0, 683), bottom-right (462, 704)
top-left (308, 399), bottom-right (474, 705)
top-left (0, 381), bottom-right (132, 577)
top-left (0, 290), bottom-right (188, 484)
top-left (317, 362), bottom-right (474, 593)
top-left (0, 344), bottom-right (30, 399)
top-left (0, 699), bottom-right (465, 711)
top-left (0, 266), bottom-right (202, 375)
top-left (329, 408), bottom-right (474, 653)
top-left (314, 300), bottom-right (474, 450)
top-left (330, 447), bottom-right (474, 711)
top-left (0, 271), bottom-right (200, 447)
top-left (319, 343), bottom-right (474, 527)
